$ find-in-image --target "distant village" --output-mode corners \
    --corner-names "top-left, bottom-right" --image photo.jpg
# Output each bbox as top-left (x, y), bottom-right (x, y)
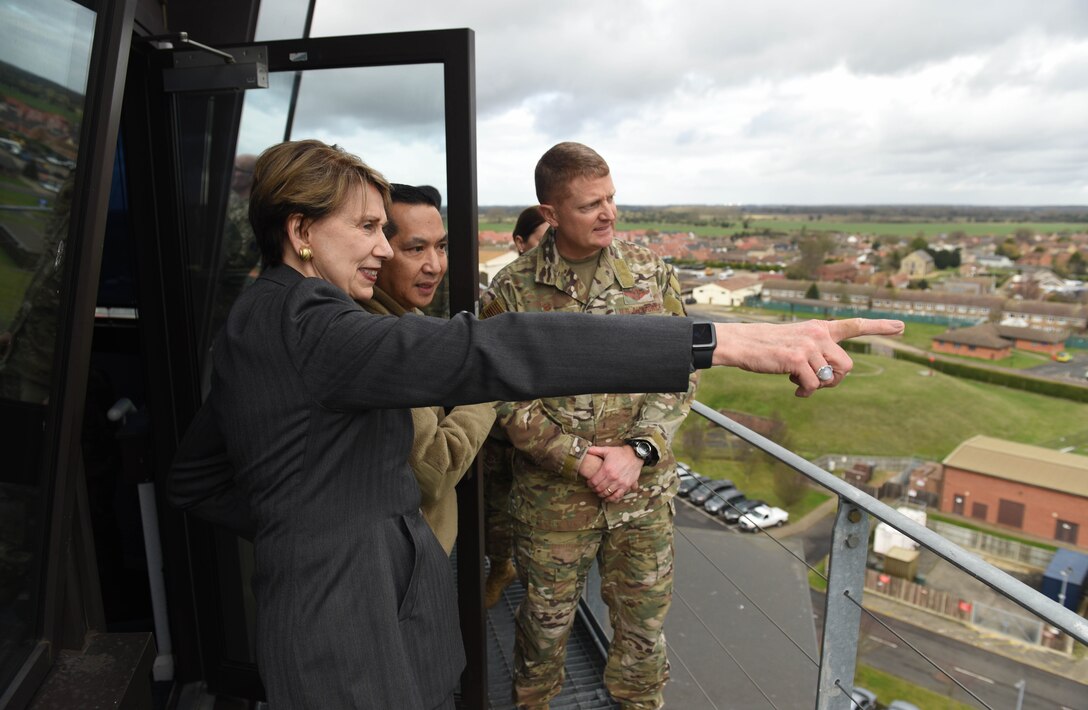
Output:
top-left (480, 223), bottom-right (1088, 359)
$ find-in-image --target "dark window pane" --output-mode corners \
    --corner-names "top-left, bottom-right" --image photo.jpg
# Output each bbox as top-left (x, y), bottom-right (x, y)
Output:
top-left (0, 0), bottom-right (96, 688)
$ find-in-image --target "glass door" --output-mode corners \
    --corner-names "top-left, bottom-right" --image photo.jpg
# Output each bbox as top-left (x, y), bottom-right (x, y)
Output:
top-left (143, 29), bottom-right (479, 701)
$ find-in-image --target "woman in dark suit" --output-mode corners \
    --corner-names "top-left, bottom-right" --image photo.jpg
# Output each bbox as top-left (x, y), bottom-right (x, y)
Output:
top-left (170, 139), bottom-right (901, 708)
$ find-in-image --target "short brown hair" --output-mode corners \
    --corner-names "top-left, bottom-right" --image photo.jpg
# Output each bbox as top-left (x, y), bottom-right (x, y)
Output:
top-left (534, 142), bottom-right (610, 204)
top-left (249, 139), bottom-right (392, 267)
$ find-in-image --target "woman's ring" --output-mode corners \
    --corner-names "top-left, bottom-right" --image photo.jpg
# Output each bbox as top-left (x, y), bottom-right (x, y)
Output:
top-left (816, 365), bottom-right (834, 382)
top-left (605, 487), bottom-right (614, 495)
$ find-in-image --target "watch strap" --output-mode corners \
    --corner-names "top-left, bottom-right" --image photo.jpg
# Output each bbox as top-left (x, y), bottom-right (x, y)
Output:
top-left (691, 321), bottom-right (716, 370)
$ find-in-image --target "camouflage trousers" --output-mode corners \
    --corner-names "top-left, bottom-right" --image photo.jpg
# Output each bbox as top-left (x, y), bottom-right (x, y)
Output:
top-left (512, 502), bottom-right (674, 710)
top-left (480, 437), bottom-right (515, 561)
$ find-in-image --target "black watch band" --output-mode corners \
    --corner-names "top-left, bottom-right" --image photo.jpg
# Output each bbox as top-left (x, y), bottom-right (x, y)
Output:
top-left (626, 438), bottom-right (659, 467)
top-left (691, 321), bottom-right (716, 370)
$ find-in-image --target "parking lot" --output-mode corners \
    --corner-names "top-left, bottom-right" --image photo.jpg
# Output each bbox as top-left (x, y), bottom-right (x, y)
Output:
top-left (675, 462), bottom-right (790, 533)
top-left (1027, 351), bottom-right (1088, 382)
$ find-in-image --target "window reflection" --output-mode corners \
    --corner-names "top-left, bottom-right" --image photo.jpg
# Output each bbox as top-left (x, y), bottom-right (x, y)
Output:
top-left (253, 0), bottom-right (312, 43)
top-left (196, 60), bottom-right (452, 662)
top-left (0, 0), bottom-right (95, 690)
top-left (209, 153), bottom-right (261, 331)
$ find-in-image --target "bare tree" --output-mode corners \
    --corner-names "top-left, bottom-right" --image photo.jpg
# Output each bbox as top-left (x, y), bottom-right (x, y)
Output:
top-left (796, 233), bottom-right (835, 279)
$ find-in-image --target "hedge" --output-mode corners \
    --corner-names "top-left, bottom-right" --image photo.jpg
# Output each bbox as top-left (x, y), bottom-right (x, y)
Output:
top-left (892, 349), bottom-right (1088, 403)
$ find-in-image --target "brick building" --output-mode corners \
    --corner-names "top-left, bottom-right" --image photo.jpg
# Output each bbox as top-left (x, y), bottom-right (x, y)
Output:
top-left (930, 323), bottom-right (1012, 360)
top-left (930, 322), bottom-right (1067, 360)
top-left (940, 436), bottom-right (1088, 548)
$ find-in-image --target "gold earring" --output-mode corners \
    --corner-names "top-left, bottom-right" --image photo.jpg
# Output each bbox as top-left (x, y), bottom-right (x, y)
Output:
top-left (299, 246), bottom-right (313, 261)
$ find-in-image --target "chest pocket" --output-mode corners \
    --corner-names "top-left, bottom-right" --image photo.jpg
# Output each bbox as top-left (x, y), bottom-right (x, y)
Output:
top-left (615, 283), bottom-right (665, 315)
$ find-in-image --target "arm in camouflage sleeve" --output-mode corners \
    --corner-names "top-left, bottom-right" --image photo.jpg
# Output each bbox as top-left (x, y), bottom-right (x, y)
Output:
top-left (626, 371), bottom-right (698, 459)
top-left (483, 276), bottom-right (594, 481)
top-left (495, 399), bottom-right (592, 481)
top-left (625, 263), bottom-right (698, 456)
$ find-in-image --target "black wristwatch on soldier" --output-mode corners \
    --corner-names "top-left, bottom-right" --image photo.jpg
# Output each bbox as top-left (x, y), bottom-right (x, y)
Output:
top-left (691, 321), bottom-right (716, 370)
top-left (626, 439), bottom-right (659, 467)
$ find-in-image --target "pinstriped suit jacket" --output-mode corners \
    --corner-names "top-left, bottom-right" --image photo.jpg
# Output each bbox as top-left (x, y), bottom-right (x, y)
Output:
top-left (171, 264), bottom-right (692, 708)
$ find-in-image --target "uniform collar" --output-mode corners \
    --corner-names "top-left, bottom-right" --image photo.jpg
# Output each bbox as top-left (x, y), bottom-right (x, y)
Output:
top-left (533, 229), bottom-right (635, 303)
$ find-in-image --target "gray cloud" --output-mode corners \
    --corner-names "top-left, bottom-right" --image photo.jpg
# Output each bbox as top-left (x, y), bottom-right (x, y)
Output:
top-left (291, 64), bottom-right (445, 140)
top-left (296, 0), bottom-right (1088, 204)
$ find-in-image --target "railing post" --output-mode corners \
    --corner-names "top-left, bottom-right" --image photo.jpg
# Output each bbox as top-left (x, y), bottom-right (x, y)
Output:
top-left (815, 498), bottom-right (870, 710)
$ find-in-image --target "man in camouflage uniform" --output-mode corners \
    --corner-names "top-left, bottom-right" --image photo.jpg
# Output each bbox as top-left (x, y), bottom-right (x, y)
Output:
top-left (482, 142), bottom-right (697, 709)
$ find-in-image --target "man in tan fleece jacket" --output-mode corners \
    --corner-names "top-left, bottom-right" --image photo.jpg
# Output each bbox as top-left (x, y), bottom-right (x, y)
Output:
top-left (359, 183), bottom-right (495, 554)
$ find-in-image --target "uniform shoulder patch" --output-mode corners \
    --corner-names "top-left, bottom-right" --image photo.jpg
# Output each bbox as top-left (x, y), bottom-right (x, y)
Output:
top-left (480, 297), bottom-right (507, 319)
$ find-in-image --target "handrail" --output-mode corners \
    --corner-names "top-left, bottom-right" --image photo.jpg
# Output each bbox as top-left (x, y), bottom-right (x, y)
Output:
top-left (691, 400), bottom-right (1088, 646)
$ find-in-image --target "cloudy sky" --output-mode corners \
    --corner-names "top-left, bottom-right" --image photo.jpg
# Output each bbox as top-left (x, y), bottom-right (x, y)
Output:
top-left (0, 0), bottom-right (95, 94)
top-left (14, 0), bottom-right (1086, 208)
top-left (256, 0), bottom-right (1088, 207)
top-left (5, 1), bottom-right (1088, 206)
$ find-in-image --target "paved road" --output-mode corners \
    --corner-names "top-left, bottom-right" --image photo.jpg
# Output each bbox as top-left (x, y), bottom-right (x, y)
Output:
top-left (1028, 352), bottom-right (1088, 384)
top-left (811, 589), bottom-right (1088, 710)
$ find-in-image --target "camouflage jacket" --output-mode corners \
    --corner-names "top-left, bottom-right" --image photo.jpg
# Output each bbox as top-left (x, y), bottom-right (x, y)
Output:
top-left (482, 231), bottom-right (697, 531)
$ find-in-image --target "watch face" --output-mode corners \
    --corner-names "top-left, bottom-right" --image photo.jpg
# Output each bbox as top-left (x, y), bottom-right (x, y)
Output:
top-left (692, 322), bottom-right (714, 347)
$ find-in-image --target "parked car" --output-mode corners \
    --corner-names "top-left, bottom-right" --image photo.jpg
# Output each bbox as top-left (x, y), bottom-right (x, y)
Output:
top-left (887, 701), bottom-right (921, 710)
top-left (722, 498), bottom-right (767, 524)
top-left (1053, 351), bottom-right (1072, 362)
top-left (850, 687), bottom-right (877, 710)
top-left (703, 489), bottom-right (745, 516)
top-left (677, 471), bottom-right (709, 498)
top-left (688, 479), bottom-right (735, 506)
top-left (737, 504), bottom-right (789, 531)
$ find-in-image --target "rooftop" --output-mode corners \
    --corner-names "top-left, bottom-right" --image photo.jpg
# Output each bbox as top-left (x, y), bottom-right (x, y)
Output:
top-left (942, 435), bottom-right (1088, 497)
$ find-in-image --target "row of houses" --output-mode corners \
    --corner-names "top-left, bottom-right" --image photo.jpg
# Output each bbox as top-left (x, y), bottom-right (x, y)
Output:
top-left (702, 277), bottom-right (1088, 332)
top-left (477, 232), bottom-right (1086, 334)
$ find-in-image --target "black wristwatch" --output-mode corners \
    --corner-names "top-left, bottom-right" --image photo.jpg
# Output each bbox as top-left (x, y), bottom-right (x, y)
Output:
top-left (626, 439), bottom-right (659, 467)
top-left (691, 321), bottom-right (716, 370)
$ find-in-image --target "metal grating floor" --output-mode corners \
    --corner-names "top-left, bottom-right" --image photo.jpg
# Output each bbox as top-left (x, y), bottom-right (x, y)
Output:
top-left (453, 554), bottom-right (618, 709)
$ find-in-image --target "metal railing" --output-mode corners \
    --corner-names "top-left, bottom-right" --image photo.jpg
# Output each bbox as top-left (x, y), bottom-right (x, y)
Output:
top-left (689, 400), bottom-right (1088, 710)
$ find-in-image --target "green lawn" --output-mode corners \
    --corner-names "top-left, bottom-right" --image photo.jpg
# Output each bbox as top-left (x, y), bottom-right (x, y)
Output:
top-left (855, 664), bottom-right (976, 709)
top-left (480, 217), bottom-right (1088, 240)
top-left (673, 443), bottom-right (832, 515)
top-left (0, 254), bottom-right (32, 327)
top-left (683, 353), bottom-right (1088, 461)
top-left (480, 220), bottom-right (738, 237)
top-left (895, 321), bottom-right (951, 350)
top-left (736, 217), bottom-right (1088, 240)
top-left (0, 185), bottom-right (41, 206)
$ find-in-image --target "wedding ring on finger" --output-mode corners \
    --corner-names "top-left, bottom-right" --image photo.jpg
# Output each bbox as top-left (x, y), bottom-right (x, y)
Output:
top-left (605, 487), bottom-right (614, 495)
top-left (816, 365), bottom-right (834, 382)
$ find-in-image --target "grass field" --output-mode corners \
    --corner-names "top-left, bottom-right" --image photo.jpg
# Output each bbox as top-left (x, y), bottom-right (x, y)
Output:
top-left (854, 663), bottom-right (976, 710)
top-left (0, 185), bottom-right (40, 206)
top-left (893, 321), bottom-right (949, 350)
top-left (730, 217), bottom-right (1088, 239)
top-left (0, 252), bottom-right (32, 326)
top-left (681, 352), bottom-right (1088, 461)
top-left (480, 217), bottom-right (1088, 240)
